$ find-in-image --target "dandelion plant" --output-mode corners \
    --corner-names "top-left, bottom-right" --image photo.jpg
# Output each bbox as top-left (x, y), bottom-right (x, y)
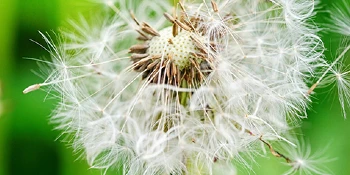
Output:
top-left (24, 0), bottom-right (350, 174)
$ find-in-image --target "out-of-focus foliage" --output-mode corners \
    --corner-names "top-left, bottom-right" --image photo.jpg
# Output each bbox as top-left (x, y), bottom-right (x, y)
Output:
top-left (0, 0), bottom-right (349, 175)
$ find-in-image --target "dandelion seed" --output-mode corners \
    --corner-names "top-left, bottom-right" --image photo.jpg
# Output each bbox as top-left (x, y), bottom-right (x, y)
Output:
top-left (281, 139), bottom-right (333, 175)
top-left (318, 1), bottom-right (350, 118)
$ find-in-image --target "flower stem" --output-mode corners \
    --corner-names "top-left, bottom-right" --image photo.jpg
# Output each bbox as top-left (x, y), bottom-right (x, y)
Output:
top-left (180, 80), bottom-right (188, 106)
top-left (172, 0), bottom-right (180, 6)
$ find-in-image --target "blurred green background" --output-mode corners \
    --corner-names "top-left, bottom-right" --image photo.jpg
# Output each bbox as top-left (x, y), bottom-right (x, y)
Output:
top-left (0, 0), bottom-right (349, 174)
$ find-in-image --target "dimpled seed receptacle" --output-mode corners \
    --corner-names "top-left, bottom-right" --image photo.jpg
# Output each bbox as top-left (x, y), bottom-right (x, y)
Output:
top-left (147, 27), bottom-right (206, 70)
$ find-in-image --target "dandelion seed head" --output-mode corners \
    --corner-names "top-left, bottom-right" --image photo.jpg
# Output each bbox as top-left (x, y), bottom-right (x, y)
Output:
top-left (24, 0), bottom-right (339, 174)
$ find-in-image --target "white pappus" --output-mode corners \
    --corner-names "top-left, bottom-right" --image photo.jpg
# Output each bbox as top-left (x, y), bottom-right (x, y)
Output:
top-left (24, 0), bottom-right (347, 174)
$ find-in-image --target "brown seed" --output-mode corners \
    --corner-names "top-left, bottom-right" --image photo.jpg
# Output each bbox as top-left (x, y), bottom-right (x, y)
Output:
top-left (141, 22), bottom-right (160, 36)
top-left (189, 58), bottom-right (199, 68)
top-left (179, 2), bottom-right (186, 12)
top-left (134, 60), bottom-right (149, 72)
top-left (142, 27), bottom-right (160, 37)
top-left (131, 53), bottom-right (149, 60)
top-left (178, 2), bottom-right (191, 21)
top-left (190, 36), bottom-right (207, 53)
top-left (171, 62), bottom-right (177, 76)
top-left (176, 68), bottom-right (181, 84)
top-left (197, 72), bottom-right (203, 82)
top-left (211, 0), bottom-right (219, 13)
top-left (142, 22), bottom-right (152, 28)
top-left (137, 61), bottom-right (150, 72)
top-left (137, 35), bottom-right (150, 41)
top-left (191, 52), bottom-right (214, 68)
top-left (136, 30), bottom-right (151, 40)
top-left (190, 58), bottom-right (204, 81)
top-left (129, 44), bottom-right (150, 53)
top-left (166, 61), bottom-right (172, 79)
top-left (182, 20), bottom-right (196, 31)
top-left (161, 59), bottom-right (168, 68)
top-left (152, 64), bottom-right (162, 83)
top-left (152, 72), bottom-right (159, 83)
top-left (130, 11), bottom-right (140, 26)
top-left (137, 57), bottom-right (152, 64)
top-left (174, 19), bottom-right (192, 31)
top-left (172, 23), bottom-right (178, 37)
top-left (147, 59), bottom-right (161, 70)
top-left (190, 67), bottom-right (195, 80)
top-left (129, 44), bottom-right (149, 53)
top-left (142, 71), bottom-right (150, 79)
top-left (190, 52), bottom-right (204, 59)
top-left (151, 54), bottom-right (162, 60)
top-left (164, 12), bottom-right (175, 23)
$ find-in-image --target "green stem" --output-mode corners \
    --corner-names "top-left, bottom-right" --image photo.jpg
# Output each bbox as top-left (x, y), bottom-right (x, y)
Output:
top-left (180, 80), bottom-right (189, 106)
top-left (172, 0), bottom-right (180, 6)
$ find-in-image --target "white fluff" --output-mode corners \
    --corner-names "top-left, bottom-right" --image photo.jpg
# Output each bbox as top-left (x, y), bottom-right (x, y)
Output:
top-left (26, 0), bottom-right (346, 174)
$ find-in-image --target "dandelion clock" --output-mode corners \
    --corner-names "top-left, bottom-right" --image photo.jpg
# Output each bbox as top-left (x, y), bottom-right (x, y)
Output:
top-left (24, 0), bottom-right (349, 174)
